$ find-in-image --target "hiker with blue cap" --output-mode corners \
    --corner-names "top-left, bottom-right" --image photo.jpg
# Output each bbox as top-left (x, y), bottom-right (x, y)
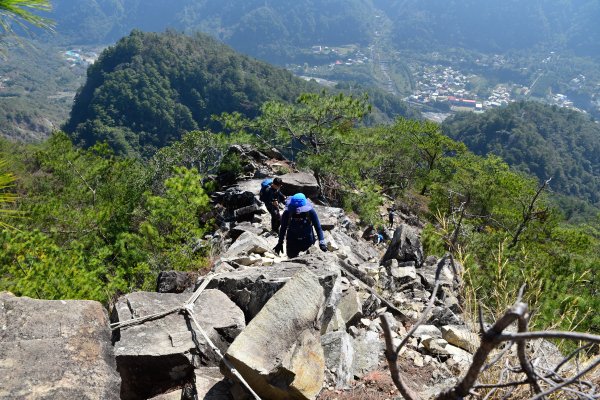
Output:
top-left (273, 193), bottom-right (328, 258)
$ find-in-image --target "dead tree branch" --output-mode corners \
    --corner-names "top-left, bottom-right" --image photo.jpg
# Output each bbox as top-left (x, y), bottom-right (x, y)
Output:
top-left (380, 254), bottom-right (600, 400)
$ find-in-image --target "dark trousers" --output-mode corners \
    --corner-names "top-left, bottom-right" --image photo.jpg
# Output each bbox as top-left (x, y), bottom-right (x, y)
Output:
top-left (286, 239), bottom-right (313, 258)
top-left (268, 206), bottom-right (281, 232)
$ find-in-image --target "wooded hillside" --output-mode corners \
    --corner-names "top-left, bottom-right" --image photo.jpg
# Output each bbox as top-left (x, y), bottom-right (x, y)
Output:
top-left (442, 101), bottom-right (600, 205)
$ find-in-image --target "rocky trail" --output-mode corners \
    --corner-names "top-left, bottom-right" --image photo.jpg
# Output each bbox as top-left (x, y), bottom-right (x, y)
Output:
top-left (0, 146), bottom-right (571, 399)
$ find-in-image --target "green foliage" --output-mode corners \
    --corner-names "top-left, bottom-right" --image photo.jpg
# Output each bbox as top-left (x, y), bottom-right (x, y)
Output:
top-left (443, 101), bottom-right (600, 206)
top-left (139, 166), bottom-right (211, 271)
top-left (0, 0), bottom-right (54, 35)
top-left (423, 150), bottom-right (600, 335)
top-left (220, 91), bottom-right (371, 163)
top-left (0, 133), bottom-right (213, 303)
top-left (0, 158), bottom-right (18, 228)
top-left (64, 30), bottom-right (319, 157)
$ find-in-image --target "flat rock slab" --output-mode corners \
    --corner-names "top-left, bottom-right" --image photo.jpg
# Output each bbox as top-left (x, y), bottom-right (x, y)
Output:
top-left (205, 255), bottom-right (340, 321)
top-left (222, 231), bottom-right (272, 259)
top-left (0, 292), bottom-right (121, 399)
top-left (228, 179), bottom-right (264, 196)
top-left (279, 172), bottom-right (319, 198)
top-left (113, 290), bottom-right (245, 400)
top-left (223, 268), bottom-right (326, 400)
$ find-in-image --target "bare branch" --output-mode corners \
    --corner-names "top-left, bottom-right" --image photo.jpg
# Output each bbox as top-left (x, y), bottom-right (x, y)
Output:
top-left (509, 178), bottom-right (551, 248)
top-left (528, 357), bottom-right (600, 400)
top-left (497, 331), bottom-right (600, 343)
top-left (380, 315), bottom-right (421, 400)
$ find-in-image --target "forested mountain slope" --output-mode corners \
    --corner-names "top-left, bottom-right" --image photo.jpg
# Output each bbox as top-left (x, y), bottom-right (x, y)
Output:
top-left (63, 30), bottom-right (418, 157)
top-left (63, 31), bottom-right (320, 157)
top-left (373, 0), bottom-right (600, 59)
top-left (442, 102), bottom-right (600, 205)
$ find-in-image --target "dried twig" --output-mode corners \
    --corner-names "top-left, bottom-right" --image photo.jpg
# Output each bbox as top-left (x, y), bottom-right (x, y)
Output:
top-left (379, 260), bottom-right (600, 400)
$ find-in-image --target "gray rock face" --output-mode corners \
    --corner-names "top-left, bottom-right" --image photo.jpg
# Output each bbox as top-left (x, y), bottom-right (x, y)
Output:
top-left (322, 331), bottom-right (355, 389)
top-left (230, 179), bottom-right (264, 196)
top-left (381, 224), bottom-right (424, 267)
top-left (206, 254), bottom-right (340, 321)
top-left (229, 221), bottom-right (265, 240)
top-left (336, 287), bottom-right (363, 328)
top-left (417, 257), bottom-right (457, 291)
top-left (0, 292), bottom-right (121, 399)
top-left (351, 330), bottom-right (382, 378)
top-left (331, 230), bottom-right (379, 266)
top-left (157, 271), bottom-right (198, 293)
top-left (279, 172), bottom-right (320, 198)
top-left (313, 205), bottom-right (344, 231)
top-left (112, 290), bottom-right (245, 400)
top-left (222, 231), bottom-right (272, 260)
top-left (223, 268), bottom-right (326, 400)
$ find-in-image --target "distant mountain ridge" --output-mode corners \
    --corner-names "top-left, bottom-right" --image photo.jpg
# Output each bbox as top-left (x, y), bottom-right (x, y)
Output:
top-left (48, 0), bottom-right (600, 61)
top-left (374, 0), bottom-right (600, 59)
top-left (49, 0), bottom-right (376, 62)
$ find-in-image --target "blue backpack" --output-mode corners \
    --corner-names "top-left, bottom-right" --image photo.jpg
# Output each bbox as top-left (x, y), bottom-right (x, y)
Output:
top-left (259, 178), bottom-right (273, 202)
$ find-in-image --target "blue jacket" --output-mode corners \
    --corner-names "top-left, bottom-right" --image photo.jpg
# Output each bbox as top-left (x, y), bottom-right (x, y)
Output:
top-left (278, 201), bottom-right (325, 246)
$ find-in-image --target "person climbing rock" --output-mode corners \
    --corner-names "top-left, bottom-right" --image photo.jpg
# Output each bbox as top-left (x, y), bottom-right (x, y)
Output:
top-left (388, 207), bottom-right (396, 229)
top-left (273, 193), bottom-right (327, 258)
top-left (259, 177), bottom-right (286, 232)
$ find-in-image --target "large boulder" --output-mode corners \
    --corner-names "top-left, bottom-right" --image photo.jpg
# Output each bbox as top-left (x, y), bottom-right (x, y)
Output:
top-left (205, 254), bottom-right (340, 321)
top-left (112, 290), bottom-right (245, 400)
top-left (0, 292), bottom-right (121, 399)
top-left (218, 187), bottom-right (257, 210)
top-left (336, 287), bottom-right (363, 328)
top-left (321, 331), bottom-right (355, 389)
top-left (279, 172), bottom-right (320, 198)
top-left (313, 205), bottom-right (344, 231)
top-left (417, 257), bottom-right (458, 291)
top-left (381, 224), bottom-right (424, 266)
top-left (330, 230), bottom-right (379, 266)
top-left (223, 268), bottom-right (326, 400)
top-left (351, 330), bottom-right (382, 378)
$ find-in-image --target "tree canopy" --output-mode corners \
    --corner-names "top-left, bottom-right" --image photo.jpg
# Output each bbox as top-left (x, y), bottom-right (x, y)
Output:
top-left (442, 101), bottom-right (600, 206)
top-left (63, 30), bottom-right (320, 157)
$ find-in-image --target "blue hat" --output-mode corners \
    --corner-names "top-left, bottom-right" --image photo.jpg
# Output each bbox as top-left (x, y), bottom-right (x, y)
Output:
top-left (289, 193), bottom-right (307, 207)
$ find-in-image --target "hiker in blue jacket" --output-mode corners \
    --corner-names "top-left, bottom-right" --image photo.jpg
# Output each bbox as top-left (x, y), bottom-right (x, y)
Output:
top-left (273, 193), bottom-right (328, 258)
top-left (260, 177), bottom-right (286, 232)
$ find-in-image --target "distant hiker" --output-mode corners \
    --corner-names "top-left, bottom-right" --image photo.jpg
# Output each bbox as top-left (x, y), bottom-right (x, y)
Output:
top-left (376, 233), bottom-right (384, 244)
top-left (260, 177), bottom-right (286, 232)
top-left (273, 193), bottom-right (327, 258)
top-left (388, 208), bottom-right (396, 228)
